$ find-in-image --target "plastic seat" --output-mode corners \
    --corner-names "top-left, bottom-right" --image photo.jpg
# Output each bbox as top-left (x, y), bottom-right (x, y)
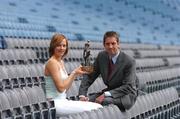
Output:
top-left (0, 50), bottom-right (11, 65)
top-left (27, 65), bottom-right (41, 85)
top-left (0, 91), bottom-right (11, 110)
top-left (0, 66), bottom-right (10, 90)
top-left (47, 100), bottom-right (56, 119)
top-left (66, 80), bottom-right (81, 100)
top-left (3, 89), bottom-right (21, 108)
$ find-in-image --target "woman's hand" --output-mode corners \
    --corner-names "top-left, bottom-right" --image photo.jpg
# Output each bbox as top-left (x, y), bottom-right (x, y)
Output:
top-left (72, 65), bottom-right (89, 76)
top-left (79, 95), bottom-right (89, 101)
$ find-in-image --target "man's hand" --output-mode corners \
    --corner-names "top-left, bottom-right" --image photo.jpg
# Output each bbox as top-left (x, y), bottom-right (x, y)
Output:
top-left (79, 95), bottom-right (89, 101)
top-left (95, 94), bottom-right (105, 104)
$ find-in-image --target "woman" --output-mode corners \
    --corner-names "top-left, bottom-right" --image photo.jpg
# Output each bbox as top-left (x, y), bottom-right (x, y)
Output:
top-left (44, 33), bottom-right (102, 116)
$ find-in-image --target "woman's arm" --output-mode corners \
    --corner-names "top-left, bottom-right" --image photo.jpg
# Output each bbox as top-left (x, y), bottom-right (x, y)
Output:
top-left (45, 60), bottom-right (82, 92)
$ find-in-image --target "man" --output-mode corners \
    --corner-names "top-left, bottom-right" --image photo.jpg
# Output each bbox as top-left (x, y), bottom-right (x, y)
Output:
top-left (79, 31), bottom-right (138, 111)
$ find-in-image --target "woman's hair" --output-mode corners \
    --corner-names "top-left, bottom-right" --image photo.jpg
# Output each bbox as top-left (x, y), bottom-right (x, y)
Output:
top-left (103, 31), bottom-right (120, 45)
top-left (49, 33), bottom-right (68, 57)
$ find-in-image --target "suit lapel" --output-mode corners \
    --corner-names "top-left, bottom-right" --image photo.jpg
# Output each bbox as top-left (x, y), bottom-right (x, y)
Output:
top-left (103, 53), bottom-right (109, 81)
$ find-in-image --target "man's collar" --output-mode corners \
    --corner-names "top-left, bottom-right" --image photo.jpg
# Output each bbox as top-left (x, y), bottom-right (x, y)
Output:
top-left (110, 50), bottom-right (120, 64)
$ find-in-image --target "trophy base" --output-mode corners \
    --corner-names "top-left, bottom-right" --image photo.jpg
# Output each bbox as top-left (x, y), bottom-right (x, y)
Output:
top-left (81, 66), bottom-right (94, 73)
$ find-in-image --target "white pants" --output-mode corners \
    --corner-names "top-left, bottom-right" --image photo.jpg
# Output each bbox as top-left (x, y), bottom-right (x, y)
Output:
top-left (54, 98), bottom-right (103, 116)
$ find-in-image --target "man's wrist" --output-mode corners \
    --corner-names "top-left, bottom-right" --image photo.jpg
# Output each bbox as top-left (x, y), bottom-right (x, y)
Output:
top-left (104, 91), bottom-right (112, 97)
top-left (79, 95), bottom-right (86, 98)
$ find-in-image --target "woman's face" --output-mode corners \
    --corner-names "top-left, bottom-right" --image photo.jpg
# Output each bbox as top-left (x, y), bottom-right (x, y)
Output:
top-left (54, 38), bottom-right (67, 58)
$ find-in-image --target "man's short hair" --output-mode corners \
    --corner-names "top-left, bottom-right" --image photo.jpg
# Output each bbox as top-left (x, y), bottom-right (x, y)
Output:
top-left (103, 31), bottom-right (120, 45)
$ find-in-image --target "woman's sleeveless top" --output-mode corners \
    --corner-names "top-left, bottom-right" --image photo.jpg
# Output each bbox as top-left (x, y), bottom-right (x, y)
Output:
top-left (45, 66), bottom-right (68, 99)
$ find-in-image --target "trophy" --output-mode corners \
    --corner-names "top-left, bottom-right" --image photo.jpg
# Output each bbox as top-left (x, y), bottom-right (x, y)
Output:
top-left (81, 40), bottom-right (94, 73)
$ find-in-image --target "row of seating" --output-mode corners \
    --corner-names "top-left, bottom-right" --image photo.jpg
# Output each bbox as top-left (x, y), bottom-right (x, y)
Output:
top-left (0, 49), bottom-right (39, 65)
top-left (2, 38), bottom-right (180, 64)
top-left (0, 21), bottom-right (49, 32)
top-left (1, 65), bottom-right (180, 118)
top-left (67, 66), bottom-right (180, 99)
top-left (0, 64), bottom-right (44, 90)
top-left (127, 87), bottom-right (180, 119)
top-left (7, 48), bottom-right (179, 64)
top-left (4, 37), bottom-right (163, 50)
top-left (0, 86), bottom-right (56, 119)
top-left (59, 104), bottom-right (126, 119)
top-left (0, 77), bottom-right (45, 91)
top-left (0, 28), bottom-right (53, 39)
top-left (0, 63), bottom-right (105, 100)
top-left (0, 0), bottom-right (179, 44)
top-left (162, 0), bottom-right (180, 10)
top-left (137, 67), bottom-right (180, 93)
top-left (0, 62), bottom-right (56, 118)
top-left (1, 58), bottom-right (179, 97)
top-left (138, 50), bottom-right (180, 58)
top-left (61, 87), bottom-right (180, 119)
top-left (136, 58), bottom-right (167, 72)
top-left (1, 48), bottom-right (180, 69)
top-left (167, 57), bottom-right (180, 66)
top-left (4, 37), bottom-right (180, 50)
top-left (1, 60), bottom-right (179, 99)
top-left (0, 50), bottom-right (180, 118)
top-left (64, 56), bottom-right (180, 74)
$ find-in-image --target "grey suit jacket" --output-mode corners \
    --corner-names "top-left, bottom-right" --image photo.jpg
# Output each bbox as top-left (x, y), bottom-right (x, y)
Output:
top-left (79, 51), bottom-right (138, 110)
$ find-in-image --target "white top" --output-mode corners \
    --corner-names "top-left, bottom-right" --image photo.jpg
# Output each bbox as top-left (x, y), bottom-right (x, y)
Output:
top-left (45, 65), bottom-right (68, 99)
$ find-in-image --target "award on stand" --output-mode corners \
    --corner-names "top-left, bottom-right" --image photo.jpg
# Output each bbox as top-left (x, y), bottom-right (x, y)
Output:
top-left (81, 40), bottom-right (93, 73)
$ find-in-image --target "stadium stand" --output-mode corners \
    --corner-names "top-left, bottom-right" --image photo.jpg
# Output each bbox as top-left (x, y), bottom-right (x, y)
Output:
top-left (0, 0), bottom-right (180, 118)
top-left (0, 0), bottom-right (180, 44)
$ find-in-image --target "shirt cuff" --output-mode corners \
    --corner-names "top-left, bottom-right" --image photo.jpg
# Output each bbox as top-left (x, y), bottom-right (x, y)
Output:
top-left (104, 91), bottom-right (112, 97)
top-left (79, 95), bottom-right (86, 98)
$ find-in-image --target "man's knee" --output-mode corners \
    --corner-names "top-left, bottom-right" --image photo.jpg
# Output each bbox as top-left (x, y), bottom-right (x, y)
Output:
top-left (112, 94), bottom-right (137, 112)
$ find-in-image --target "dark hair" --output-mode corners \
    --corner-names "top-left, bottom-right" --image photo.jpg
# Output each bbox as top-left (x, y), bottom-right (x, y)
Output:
top-left (49, 33), bottom-right (68, 57)
top-left (103, 31), bottom-right (120, 45)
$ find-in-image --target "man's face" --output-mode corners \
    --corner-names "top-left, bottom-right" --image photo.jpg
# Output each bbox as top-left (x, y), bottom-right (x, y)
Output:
top-left (104, 36), bottom-right (119, 56)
